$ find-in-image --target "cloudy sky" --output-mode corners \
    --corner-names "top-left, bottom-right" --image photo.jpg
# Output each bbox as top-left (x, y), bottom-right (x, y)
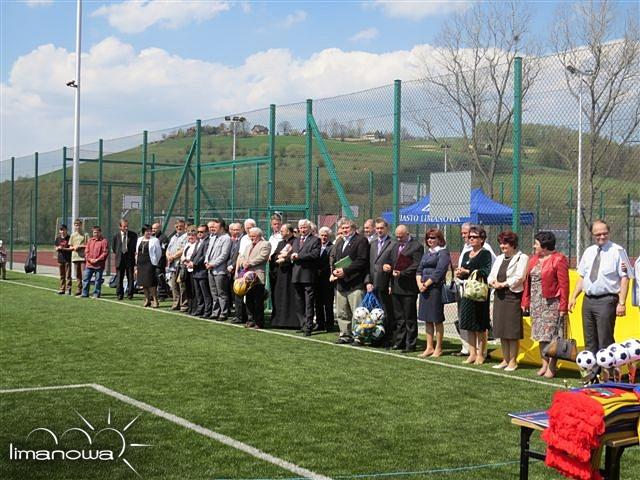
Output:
top-left (0, 0), bottom-right (634, 160)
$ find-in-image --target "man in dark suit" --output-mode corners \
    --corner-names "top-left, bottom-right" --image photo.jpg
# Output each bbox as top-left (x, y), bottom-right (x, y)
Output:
top-left (188, 225), bottom-right (212, 317)
top-left (291, 219), bottom-right (321, 336)
top-left (112, 219), bottom-right (138, 300)
top-left (315, 226), bottom-right (335, 332)
top-left (365, 217), bottom-right (395, 347)
top-left (227, 222), bottom-right (246, 324)
top-left (330, 218), bottom-right (370, 344)
top-left (386, 224), bottom-right (424, 352)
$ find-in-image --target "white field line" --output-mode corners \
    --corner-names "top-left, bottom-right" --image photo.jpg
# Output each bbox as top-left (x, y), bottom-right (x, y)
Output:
top-left (0, 383), bottom-right (332, 480)
top-left (3, 279), bottom-right (560, 388)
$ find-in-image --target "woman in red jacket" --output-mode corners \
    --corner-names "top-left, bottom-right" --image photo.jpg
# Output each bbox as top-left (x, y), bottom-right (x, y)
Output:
top-left (521, 231), bottom-right (570, 378)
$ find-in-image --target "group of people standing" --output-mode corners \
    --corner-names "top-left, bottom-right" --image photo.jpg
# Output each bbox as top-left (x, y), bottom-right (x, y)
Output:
top-left (50, 215), bottom-right (638, 376)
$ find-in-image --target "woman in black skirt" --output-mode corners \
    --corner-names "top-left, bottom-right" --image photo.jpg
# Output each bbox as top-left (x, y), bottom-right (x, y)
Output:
top-left (135, 225), bottom-right (162, 308)
top-left (416, 228), bottom-right (450, 358)
top-left (488, 231), bottom-right (529, 371)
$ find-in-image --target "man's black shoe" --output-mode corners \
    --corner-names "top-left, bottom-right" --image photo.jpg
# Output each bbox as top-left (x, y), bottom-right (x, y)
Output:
top-left (117, 295), bottom-right (124, 300)
top-left (335, 338), bottom-right (352, 345)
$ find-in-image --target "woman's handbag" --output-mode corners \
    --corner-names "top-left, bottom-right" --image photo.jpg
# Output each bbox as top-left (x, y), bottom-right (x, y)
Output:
top-left (462, 270), bottom-right (488, 302)
top-left (542, 314), bottom-right (577, 361)
top-left (441, 261), bottom-right (458, 304)
top-left (543, 338), bottom-right (578, 362)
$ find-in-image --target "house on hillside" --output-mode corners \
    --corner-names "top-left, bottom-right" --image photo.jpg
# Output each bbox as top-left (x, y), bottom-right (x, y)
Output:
top-left (361, 131), bottom-right (386, 143)
top-left (251, 125), bottom-right (269, 135)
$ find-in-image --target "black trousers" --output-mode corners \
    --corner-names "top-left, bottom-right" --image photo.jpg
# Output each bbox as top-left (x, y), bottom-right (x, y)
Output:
top-left (392, 294), bottom-right (418, 350)
top-left (156, 265), bottom-right (169, 299)
top-left (294, 282), bottom-right (315, 332)
top-left (315, 280), bottom-right (335, 329)
top-left (116, 258), bottom-right (135, 298)
top-left (192, 275), bottom-right (212, 317)
top-left (375, 286), bottom-right (394, 344)
top-left (246, 283), bottom-right (265, 327)
top-left (582, 294), bottom-right (618, 353)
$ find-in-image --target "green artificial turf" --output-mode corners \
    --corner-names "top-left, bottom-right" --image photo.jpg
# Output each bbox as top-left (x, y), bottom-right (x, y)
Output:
top-left (1, 272), bottom-right (638, 479)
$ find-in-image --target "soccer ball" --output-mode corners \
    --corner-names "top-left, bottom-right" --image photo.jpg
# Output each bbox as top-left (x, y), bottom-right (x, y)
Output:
top-left (596, 348), bottom-right (616, 368)
top-left (353, 324), bottom-right (364, 338)
top-left (576, 350), bottom-right (597, 371)
top-left (371, 325), bottom-right (385, 341)
top-left (622, 339), bottom-right (640, 361)
top-left (353, 307), bottom-right (370, 322)
top-left (613, 347), bottom-right (631, 367)
top-left (370, 308), bottom-right (385, 323)
top-left (607, 343), bottom-right (623, 354)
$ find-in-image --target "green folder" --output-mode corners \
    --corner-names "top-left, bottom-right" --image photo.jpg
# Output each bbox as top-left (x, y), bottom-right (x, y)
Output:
top-left (334, 256), bottom-right (352, 269)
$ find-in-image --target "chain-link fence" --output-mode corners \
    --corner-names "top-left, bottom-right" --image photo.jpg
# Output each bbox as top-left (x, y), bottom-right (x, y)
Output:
top-left (1, 42), bottom-right (638, 268)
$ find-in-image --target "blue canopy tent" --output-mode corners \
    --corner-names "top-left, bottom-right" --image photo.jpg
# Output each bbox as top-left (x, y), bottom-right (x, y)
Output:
top-left (381, 188), bottom-right (535, 225)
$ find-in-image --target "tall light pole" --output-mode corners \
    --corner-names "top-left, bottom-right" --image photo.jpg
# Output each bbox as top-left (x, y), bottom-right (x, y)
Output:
top-left (440, 143), bottom-right (450, 172)
top-left (225, 115), bottom-right (246, 161)
top-left (69, 0), bottom-right (82, 223)
top-left (566, 65), bottom-right (593, 263)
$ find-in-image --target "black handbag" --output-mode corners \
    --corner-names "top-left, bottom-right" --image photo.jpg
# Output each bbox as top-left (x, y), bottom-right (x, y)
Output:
top-left (441, 260), bottom-right (458, 304)
top-left (109, 273), bottom-right (119, 288)
top-left (24, 244), bottom-right (37, 273)
top-left (541, 315), bottom-right (577, 361)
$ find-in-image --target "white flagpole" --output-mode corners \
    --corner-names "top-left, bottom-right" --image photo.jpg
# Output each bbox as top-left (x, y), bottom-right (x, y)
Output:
top-left (71, 0), bottom-right (82, 222)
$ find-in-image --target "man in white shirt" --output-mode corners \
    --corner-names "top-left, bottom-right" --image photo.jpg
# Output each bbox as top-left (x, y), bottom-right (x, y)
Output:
top-left (268, 214), bottom-right (283, 256)
top-left (569, 220), bottom-right (630, 354)
top-left (239, 218), bottom-right (256, 258)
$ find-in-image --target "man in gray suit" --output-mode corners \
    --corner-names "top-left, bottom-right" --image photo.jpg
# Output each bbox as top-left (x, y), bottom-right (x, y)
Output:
top-left (365, 217), bottom-right (395, 347)
top-left (206, 218), bottom-right (232, 321)
top-left (291, 219), bottom-right (321, 336)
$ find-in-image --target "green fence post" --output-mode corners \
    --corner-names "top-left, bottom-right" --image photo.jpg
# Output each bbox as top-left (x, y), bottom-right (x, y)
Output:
top-left (9, 157), bottom-right (15, 270)
top-left (368, 170), bottom-right (374, 220)
top-left (305, 99), bottom-right (313, 218)
top-left (150, 153), bottom-right (155, 224)
top-left (269, 104), bottom-right (276, 213)
top-left (194, 120), bottom-right (201, 225)
top-left (107, 185), bottom-right (112, 274)
top-left (62, 147), bottom-right (68, 224)
top-left (34, 152), bottom-right (38, 250)
top-left (315, 164), bottom-right (320, 221)
top-left (98, 139), bottom-right (103, 227)
top-left (231, 165), bottom-right (236, 220)
top-left (141, 130), bottom-right (148, 226)
top-left (184, 168), bottom-right (190, 220)
top-left (511, 56), bottom-right (522, 236)
top-left (393, 79), bottom-right (401, 228)
top-left (535, 184), bottom-right (541, 232)
top-left (255, 163), bottom-right (260, 214)
top-left (29, 189), bottom-right (33, 248)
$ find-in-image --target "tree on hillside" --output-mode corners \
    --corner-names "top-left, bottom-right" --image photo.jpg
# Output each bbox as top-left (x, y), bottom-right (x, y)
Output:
top-left (553, 0), bottom-right (640, 244)
top-left (414, 1), bottom-right (540, 196)
top-left (278, 121), bottom-right (292, 135)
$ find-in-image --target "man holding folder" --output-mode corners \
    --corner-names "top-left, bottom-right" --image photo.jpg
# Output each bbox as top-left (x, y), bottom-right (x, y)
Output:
top-left (330, 218), bottom-right (370, 344)
top-left (386, 225), bottom-right (424, 352)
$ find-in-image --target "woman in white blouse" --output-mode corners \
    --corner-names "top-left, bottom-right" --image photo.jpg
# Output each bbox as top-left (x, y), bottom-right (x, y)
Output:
top-left (488, 231), bottom-right (529, 371)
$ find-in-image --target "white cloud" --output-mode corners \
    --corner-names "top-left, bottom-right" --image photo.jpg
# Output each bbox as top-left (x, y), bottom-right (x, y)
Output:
top-left (280, 10), bottom-right (307, 28)
top-left (1, 38), bottom-right (438, 158)
top-left (92, 0), bottom-right (230, 34)
top-left (371, 0), bottom-right (471, 20)
top-left (350, 27), bottom-right (379, 43)
top-left (24, 0), bottom-right (53, 6)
